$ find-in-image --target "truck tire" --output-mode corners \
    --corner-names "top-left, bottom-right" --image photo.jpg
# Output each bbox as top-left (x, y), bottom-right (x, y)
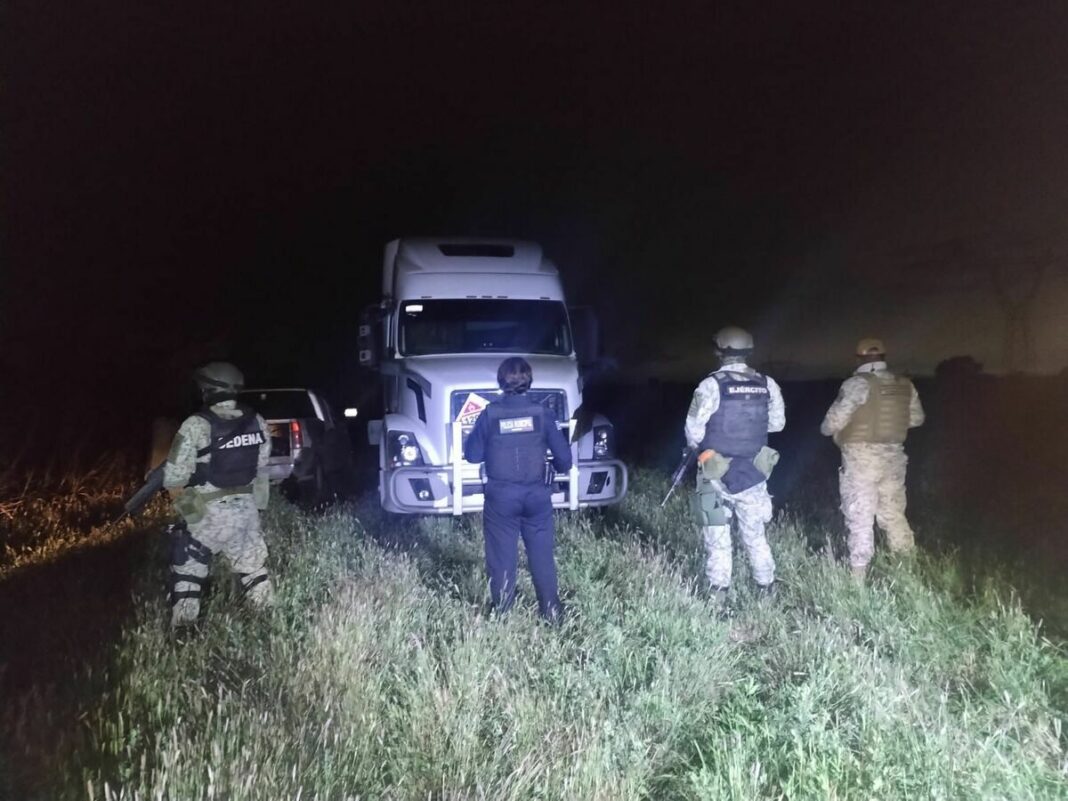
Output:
top-left (297, 464), bottom-right (326, 508)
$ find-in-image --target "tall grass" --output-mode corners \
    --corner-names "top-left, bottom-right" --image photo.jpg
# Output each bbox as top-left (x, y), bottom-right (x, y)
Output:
top-left (3, 472), bottom-right (1067, 800)
top-left (0, 454), bottom-right (154, 578)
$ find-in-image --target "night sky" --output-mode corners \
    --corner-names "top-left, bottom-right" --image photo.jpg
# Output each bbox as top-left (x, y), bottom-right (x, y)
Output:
top-left (7, 2), bottom-right (1068, 415)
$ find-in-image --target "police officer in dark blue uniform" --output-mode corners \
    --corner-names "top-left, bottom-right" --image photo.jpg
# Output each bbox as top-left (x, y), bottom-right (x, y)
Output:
top-left (464, 357), bottom-right (573, 621)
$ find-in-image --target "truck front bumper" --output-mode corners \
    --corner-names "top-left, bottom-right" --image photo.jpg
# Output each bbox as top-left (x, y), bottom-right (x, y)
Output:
top-left (383, 459), bottom-right (628, 515)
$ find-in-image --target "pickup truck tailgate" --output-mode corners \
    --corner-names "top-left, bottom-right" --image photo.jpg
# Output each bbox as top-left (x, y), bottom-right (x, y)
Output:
top-left (267, 420), bottom-right (293, 458)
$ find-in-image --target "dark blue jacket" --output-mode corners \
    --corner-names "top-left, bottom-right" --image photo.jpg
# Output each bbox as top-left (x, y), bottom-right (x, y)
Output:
top-left (464, 394), bottom-right (573, 483)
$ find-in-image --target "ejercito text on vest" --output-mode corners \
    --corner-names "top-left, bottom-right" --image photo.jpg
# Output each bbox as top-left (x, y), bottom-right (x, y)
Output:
top-left (700, 372), bottom-right (770, 458)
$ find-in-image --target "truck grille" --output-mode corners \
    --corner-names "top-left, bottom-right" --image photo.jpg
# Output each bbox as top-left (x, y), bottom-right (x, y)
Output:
top-left (450, 389), bottom-right (568, 427)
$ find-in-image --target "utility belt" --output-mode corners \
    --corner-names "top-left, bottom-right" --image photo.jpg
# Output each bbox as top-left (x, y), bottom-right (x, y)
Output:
top-left (173, 485), bottom-right (253, 525)
top-left (689, 447), bottom-right (778, 526)
top-left (697, 446), bottom-right (779, 483)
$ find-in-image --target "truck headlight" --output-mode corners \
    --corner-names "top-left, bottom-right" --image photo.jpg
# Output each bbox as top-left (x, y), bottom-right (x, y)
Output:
top-left (592, 424), bottom-right (614, 459)
top-left (388, 431), bottom-right (425, 467)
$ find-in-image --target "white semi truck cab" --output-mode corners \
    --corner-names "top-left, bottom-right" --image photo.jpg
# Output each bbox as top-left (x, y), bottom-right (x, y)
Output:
top-left (359, 238), bottom-right (628, 515)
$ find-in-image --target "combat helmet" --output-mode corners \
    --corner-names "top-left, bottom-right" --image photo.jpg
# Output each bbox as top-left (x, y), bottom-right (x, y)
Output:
top-left (714, 326), bottom-right (754, 361)
top-left (193, 361), bottom-right (245, 401)
top-left (855, 338), bottom-right (886, 358)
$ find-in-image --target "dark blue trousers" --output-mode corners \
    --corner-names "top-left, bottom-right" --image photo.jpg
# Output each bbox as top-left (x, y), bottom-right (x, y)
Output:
top-left (482, 480), bottom-right (561, 619)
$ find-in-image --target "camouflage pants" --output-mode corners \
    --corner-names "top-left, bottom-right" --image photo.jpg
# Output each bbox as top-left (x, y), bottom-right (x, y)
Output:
top-left (699, 478), bottom-right (775, 588)
top-left (838, 443), bottom-right (915, 569)
top-left (171, 495), bottom-right (272, 627)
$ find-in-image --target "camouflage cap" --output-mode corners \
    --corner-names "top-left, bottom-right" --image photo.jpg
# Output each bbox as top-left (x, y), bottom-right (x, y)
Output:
top-left (855, 338), bottom-right (886, 357)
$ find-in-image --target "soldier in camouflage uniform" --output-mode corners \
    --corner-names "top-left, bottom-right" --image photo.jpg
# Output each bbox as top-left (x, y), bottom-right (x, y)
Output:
top-left (163, 362), bottom-right (273, 628)
top-left (821, 339), bottom-right (925, 582)
top-left (685, 327), bottom-right (786, 607)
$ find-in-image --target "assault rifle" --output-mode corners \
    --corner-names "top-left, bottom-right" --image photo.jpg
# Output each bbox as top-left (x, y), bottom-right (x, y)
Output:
top-left (120, 463), bottom-right (166, 521)
top-left (660, 447), bottom-right (697, 507)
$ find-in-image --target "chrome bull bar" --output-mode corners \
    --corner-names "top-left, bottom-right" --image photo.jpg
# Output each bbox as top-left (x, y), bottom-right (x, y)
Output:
top-left (385, 420), bottom-right (627, 515)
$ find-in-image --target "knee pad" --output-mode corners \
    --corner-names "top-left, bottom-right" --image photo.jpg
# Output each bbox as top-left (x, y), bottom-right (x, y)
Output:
top-left (168, 523), bottom-right (212, 607)
top-left (691, 487), bottom-right (728, 526)
top-left (169, 569), bottom-right (208, 606)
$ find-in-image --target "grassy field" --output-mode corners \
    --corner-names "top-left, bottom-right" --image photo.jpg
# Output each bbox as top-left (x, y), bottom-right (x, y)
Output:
top-left (0, 456), bottom-right (148, 580)
top-left (2, 470), bottom-right (1067, 800)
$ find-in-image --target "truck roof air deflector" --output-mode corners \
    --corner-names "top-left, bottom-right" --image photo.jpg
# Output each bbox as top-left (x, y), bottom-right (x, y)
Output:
top-left (438, 244), bottom-right (515, 258)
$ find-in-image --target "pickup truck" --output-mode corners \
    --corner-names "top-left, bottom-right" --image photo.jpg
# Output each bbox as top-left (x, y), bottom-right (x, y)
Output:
top-left (237, 388), bottom-right (356, 506)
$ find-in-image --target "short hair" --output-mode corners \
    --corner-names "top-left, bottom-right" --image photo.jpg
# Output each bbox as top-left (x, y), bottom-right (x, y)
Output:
top-left (497, 357), bottom-right (533, 394)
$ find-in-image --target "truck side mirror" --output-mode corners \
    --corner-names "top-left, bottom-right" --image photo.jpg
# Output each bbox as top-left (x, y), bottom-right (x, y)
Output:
top-left (358, 305), bottom-right (381, 368)
top-left (569, 305), bottom-right (601, 365)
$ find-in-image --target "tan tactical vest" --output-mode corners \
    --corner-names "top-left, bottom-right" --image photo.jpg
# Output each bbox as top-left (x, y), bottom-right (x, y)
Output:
top-left (837, 373), bottom-right (912, 444)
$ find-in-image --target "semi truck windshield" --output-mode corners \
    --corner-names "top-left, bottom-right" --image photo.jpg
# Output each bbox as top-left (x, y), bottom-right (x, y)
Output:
top-left (399, 299), bottom-right (572, 356)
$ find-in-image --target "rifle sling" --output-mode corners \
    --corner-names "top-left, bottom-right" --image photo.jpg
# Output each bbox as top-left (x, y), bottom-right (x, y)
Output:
top-left (196, 486), bottom-right (254, 504)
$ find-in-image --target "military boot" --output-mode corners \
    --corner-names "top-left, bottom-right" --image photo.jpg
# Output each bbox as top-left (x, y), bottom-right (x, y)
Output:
top-left (171, 622), bottom-right (201, 645)
top-left (708, 585), bottom-right (731, 619)
top-left (755, 582), bottom-right (777, 602)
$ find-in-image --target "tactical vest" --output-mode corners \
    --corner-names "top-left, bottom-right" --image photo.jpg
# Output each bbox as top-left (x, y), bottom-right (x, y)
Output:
top-left (699, 371), bottom-right (770, 458)
top-left (482, 398), bottom-right (549, 483)
top-left (838, 373), bottom-right (912, 444)
top-left (189, 406), bottom-right (265, 488)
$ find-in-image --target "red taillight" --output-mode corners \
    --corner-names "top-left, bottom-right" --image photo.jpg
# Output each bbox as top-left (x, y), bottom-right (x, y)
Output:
top-left (290, 420), bottom-right (303, 450)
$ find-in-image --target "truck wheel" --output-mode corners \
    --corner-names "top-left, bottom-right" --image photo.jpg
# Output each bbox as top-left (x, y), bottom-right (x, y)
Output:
top-left (298, 464), bottom-right (327, 508)
top-left (327, 467), bottom-right (356, 500)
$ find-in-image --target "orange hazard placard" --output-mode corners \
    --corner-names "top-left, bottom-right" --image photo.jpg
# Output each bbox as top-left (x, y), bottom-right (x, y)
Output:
top-left (456, 393), bottom-right (491, 426)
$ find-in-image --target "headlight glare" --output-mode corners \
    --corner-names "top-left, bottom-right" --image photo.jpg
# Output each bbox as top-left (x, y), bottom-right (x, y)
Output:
top-left (592, 424), bottom-right (614, 459)
top-left (388, 431), bottom-right (425, 467)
